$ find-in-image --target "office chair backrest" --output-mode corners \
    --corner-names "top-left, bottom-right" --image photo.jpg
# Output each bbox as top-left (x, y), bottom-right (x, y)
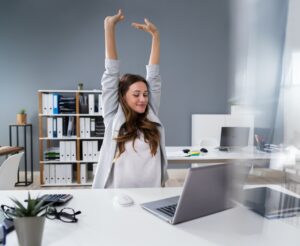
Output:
top-left (0, 152), bottom-right (24, 190)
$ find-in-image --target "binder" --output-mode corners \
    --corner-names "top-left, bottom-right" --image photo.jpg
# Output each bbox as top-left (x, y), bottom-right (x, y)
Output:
top-left (67, 116), bottom-right (76, 136)
top-left (49, 165), bottom-right (56, 184)
top-left (53, 118), bottom-right (57, 138)
top-left (47, 118), bottom-right (53, 138)
top-left (59, 141), bottom-right (66, 161)
top-left (53, 93), bottom-right (60, 114)
top-left (92, 141), bottom-right (98, 161)
top-left (85, 118), bottom-right (90, 137)
top-left (70, 141), bottom-right (76, 161)
top-left (42, 93), bottom-right (48, 115)
top-left (65, 141), bottom-right (71, 162)
top-left (44, 164), bottom-right (50, 184)
top-left (57, 117), bottom-right (63, 138)
top-left (82, 141), bottom-right (88, 161)
top-left (90, 118), bottom-right (96, 137)
top-left (98, 94), bottom-right (102, 115)
top-left (48, 93), bottom-right (53, 115)
top-left (88, 94), bottom-right (95, 114)
top-left (55, 164), bottom-right (61, 184)
top-left (60, 165), bottom-right (66, 184)
top-left (93, 163), bottom-right (97, 176)
top-left (66, 164), bottom-right (73, 184)
top-left (80, 117), bottom-right (85, 138)
top-left (88, 141), bottom-right (93, 161)
top-left (79, 94), bottom-right (89, 114)
top-left (80, 164), bottom-right (88, 183)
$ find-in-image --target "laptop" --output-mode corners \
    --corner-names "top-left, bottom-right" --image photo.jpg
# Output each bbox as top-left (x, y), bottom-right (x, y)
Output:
top-left (141, 164), bottom-right (234, 225)
top-left (218, 127), bottom-right (250, 151)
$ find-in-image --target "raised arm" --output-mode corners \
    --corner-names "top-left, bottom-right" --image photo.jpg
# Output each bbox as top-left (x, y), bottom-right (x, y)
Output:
top-left (132, 19), bottom-right (160, 65)
top-left (104, 9), bottom-right (124, 59)
top-left (132, 19), bottom-right (161, 114)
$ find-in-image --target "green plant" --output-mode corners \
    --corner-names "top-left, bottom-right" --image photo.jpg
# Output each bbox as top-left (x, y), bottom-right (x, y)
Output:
top-left (19, 109), bottom-right (26, 114)
top-left (8, 193), bottom-right (47, 218)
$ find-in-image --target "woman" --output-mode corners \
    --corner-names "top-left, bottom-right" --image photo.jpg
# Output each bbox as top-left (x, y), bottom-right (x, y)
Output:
top-left (92, 10), bottom-right (168, 189)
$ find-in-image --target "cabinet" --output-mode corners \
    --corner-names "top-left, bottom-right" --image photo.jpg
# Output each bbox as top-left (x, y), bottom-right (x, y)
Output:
top-left (38, 90), bottom-right (104, 187)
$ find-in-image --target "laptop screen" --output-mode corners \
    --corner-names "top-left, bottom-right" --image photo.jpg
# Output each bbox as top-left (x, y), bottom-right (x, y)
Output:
top-left (220, 127), bottom-right (250, 148)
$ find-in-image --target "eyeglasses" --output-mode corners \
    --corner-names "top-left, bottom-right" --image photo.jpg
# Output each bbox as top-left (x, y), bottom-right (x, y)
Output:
top-left (0, 224), bottom-right (7, 246)
top-left (46, 207), bottom-right (81, 223)
top-left (0, 205), bottom-right (15, 221)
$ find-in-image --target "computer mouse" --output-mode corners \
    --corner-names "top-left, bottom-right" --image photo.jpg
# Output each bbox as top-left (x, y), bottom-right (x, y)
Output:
top-left (182, 149), bottom-right (190, 154)
top-left (113, 194), bottom-right (134, 207)
top-left (200, 148), bottom-right (208, 153)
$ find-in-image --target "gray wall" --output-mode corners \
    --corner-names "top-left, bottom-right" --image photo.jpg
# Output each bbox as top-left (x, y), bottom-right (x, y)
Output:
top-left (0, 0), bottom-right (230, 170)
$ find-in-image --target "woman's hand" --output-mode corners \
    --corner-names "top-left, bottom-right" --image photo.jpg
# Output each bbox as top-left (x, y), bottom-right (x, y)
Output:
top-left (104, 9), bottom-right (124, 28)
top-left (132, 18), bottom-right (159, 36)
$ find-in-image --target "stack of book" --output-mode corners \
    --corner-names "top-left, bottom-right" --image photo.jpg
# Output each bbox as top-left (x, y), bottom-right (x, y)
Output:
top-left (59, 96), bottom-right (76, 114)
top-left (44, 147), bottom-right (60, 161)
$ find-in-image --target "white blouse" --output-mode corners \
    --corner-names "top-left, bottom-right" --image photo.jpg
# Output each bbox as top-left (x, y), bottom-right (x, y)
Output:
top-left (106, 133), bottom-right (161, 188)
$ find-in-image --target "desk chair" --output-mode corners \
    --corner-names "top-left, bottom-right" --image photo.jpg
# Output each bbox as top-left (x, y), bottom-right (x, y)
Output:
top-left (0, 152), bottom-right (24, 190)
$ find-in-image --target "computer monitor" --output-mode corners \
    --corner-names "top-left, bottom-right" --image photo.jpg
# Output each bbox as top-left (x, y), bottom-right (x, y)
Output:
top-left (220, 127), bottom-right (250, 148)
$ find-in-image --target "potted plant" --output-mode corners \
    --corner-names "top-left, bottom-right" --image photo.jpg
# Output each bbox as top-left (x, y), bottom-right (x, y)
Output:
top-left (16, 109), bottom-right (27, 125)
top-left (77, 82), bottom-right (84, 90)
top-left (7, 193), bottom-right (47, 246)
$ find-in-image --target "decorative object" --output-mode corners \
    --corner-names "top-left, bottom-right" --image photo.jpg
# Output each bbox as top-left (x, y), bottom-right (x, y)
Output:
top-left (7, 193), bottom-right (47, 246)
top-left (77, 82), bottom-right (84, 90)
top-left (16, 109), bottom-right (27, 125)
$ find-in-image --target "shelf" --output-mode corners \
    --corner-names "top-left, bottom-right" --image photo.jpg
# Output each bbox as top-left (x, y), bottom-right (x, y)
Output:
top-left (39, 114), bottom-right (103, 117)
top-left (39, 137), bottom-right (104, 140)
top-left (41, 160), bottom-right (98, 164)
top-left (38, 89), bottom-right (101, 93)
top-left (40, 182), bottom-right (93, 187)
top-left (38, 89), bottom-right (102, 187)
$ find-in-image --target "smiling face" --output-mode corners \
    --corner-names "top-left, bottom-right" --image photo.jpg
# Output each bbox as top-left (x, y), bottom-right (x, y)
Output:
top-left (124, 81), bottom-right (149, 113)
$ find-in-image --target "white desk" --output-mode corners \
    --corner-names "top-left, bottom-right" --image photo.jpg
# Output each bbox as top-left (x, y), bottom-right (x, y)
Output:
top-left (166, 146), bottom-right (280, 165)
top-left (3, 186), bottom-right (300, 246)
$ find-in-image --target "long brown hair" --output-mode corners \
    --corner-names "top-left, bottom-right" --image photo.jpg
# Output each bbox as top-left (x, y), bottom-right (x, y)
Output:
top-left (115, 73), bottom-right (160, 157)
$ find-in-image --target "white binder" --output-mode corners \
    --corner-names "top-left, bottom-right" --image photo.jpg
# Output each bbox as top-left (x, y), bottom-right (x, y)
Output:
top-left (82, 141), bottom-right (88, 161)
top-left (60, 165), bottom-right (66, 184)
top-left (85, 118), bottom-right (90, 138)
top-left (49, 165), bottom-right (56, 184)
top-left (55, 164), bottom-right (61, 184)
top-left (88, 94), bottom-right (95, 114)
top-left (80, 164), bottom-right (88, 184)
top-left (65, 141), bottom-right (71, 162)
top-left (42, 93), bottom-right (48, 115)
top-left (70, 141), bottom-right (76, 161)
top-left (44, 164), bottom-right (50, 184)
top-left (80, 117), bottom-right (85, 138)
top-left (48, 93), bottom-right (53, 115)
top-left (88, 141), bottom-right (93, 161)
top-left (66, 164), bottom-right (73, 184)
top-left (47, 118), bottom-right (53, 138)
top-left (59, 141), bottom-right (66, 161)
top-left (98, 94), bottom-right (102, 115)
top-left (57, 117), bottom-right (63, 138)
top-left (92, 141), bottom-right (98, 161)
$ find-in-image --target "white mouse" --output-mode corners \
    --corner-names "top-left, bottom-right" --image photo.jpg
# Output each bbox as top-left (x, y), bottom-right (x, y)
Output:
top-left (113, 194), bottom-right (134, 207)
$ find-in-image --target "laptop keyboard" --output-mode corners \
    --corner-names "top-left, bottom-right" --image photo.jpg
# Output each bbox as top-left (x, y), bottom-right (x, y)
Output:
top-left (157, 204), bottom-right (177, 217)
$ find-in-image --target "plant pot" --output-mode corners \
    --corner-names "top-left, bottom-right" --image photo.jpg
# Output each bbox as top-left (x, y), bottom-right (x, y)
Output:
top-left (16, 114), bottom-right (27, 125)
top-left (14, 216), bottom-right (45, 246)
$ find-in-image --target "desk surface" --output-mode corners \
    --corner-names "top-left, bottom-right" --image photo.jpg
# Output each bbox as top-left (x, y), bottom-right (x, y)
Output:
top-left (166, 146), bottom-right (282, 164)
top-left (3, 186), bottom-right (300, 246)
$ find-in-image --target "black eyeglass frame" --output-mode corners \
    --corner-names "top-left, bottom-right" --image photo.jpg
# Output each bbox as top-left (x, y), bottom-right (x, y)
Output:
top-left (46, 207), bottom-right (81, 223)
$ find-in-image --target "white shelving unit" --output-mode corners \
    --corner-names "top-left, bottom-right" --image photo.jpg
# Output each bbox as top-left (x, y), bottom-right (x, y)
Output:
top-left (38, 89), bottom-right (103, 187)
